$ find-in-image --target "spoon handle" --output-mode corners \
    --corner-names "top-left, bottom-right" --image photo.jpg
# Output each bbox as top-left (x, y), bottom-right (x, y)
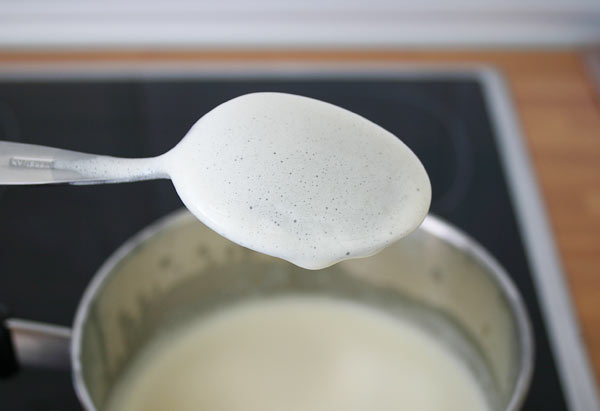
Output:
top-left (0, 141), bottom-right (167, 185)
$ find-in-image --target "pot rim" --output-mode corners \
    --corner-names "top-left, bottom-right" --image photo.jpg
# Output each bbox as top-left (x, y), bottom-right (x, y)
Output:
top-left (71, 209), bottom-right (533, 411)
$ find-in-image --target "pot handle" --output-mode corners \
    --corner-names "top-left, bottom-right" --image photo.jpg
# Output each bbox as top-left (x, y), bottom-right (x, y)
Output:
top-left (1, 304), bottom-right (71, 377)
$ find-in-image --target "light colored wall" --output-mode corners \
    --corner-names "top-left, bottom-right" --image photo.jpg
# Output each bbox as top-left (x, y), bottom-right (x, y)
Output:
top-left (1, 0), bottom-right (599, 49)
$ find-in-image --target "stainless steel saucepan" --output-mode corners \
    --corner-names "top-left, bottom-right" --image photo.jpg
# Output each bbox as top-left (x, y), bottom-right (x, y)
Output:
top-left (1, 209), bottom-right (533, 410)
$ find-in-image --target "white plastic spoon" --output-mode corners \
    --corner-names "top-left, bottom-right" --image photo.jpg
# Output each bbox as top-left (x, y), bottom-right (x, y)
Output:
top-left (0, 92), bottom-right (431, 269)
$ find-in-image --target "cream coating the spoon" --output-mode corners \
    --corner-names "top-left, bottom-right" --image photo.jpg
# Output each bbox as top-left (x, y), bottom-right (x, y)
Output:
top-left (0, 92), bottom-right (431, 269)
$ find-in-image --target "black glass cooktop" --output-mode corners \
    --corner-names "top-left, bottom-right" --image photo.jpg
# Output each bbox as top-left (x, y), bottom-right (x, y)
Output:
top-left (0, 74), bottom-right (567, 409)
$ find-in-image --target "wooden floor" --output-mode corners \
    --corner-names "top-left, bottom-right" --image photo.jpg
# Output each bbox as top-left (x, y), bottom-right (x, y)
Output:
top-left (1, 49), bottom-right (599, 383)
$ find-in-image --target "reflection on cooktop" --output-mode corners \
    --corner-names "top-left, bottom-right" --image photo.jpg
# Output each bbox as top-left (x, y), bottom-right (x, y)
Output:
top-left (363, 94), bottom-right (474, 213)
